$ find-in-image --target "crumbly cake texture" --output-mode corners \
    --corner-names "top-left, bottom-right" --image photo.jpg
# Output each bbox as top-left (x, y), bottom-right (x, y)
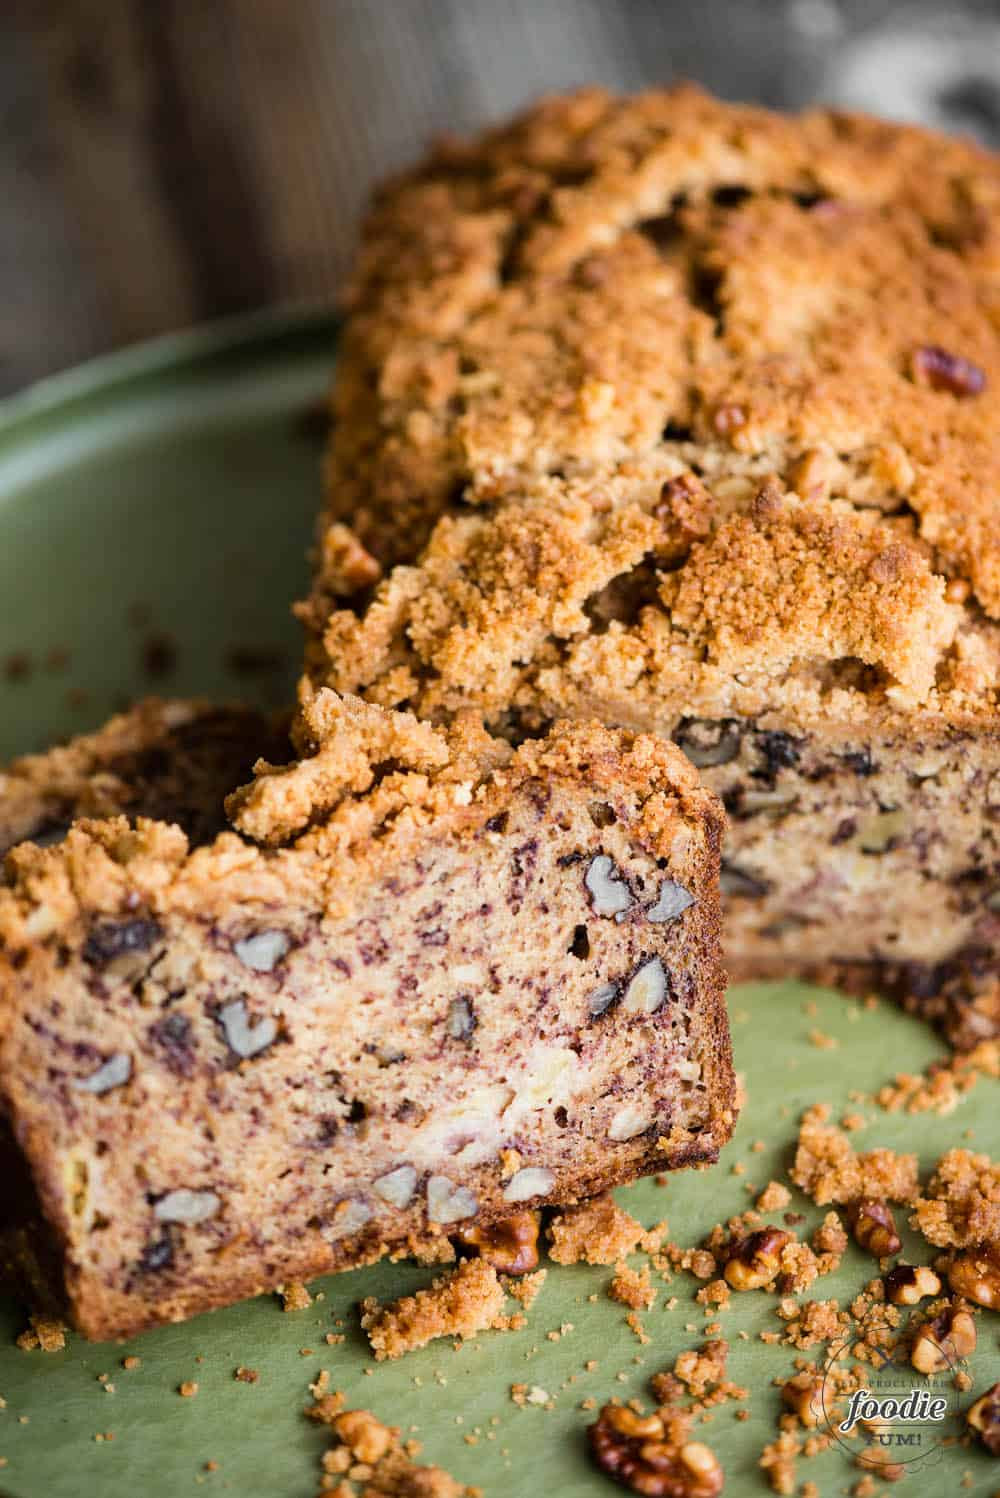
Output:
top-left (360, 1257), bottom-right (507, 1360)
top-left (0, 699), bottom-right (287, 861)
top-left (308, 84), bottom-right (1000, 1047)
top-left (0, 690), bottom-right (732, 1340)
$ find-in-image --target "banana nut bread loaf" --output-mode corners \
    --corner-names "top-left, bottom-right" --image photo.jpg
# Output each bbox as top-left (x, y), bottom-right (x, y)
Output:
top-left (0, 692), bottom-right (732, 1339)
top-left (304, 85), bottom-right (1000, 1048)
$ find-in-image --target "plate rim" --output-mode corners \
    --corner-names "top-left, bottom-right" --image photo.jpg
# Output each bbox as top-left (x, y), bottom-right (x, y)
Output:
top-left (0, 304), bottom-right (339, 439)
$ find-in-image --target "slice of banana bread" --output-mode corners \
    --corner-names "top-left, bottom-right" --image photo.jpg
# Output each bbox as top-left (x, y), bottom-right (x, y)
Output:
top-left (0, 693), bottom-right (731, 1340)
top-left (305, 86), bottom-right (1000, 1047)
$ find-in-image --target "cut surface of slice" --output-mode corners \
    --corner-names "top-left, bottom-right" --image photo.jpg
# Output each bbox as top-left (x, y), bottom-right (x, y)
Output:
top-left (0, 692), bottom-right (732, 1339)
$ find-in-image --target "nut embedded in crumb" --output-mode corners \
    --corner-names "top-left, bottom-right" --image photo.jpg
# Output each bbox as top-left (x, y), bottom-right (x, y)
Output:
top-left (547, 1195), bottom-right (644, 1266)
top-left (178, 1381), bottom-right (198, 1398)
top-left (360, 1258), bottom-right (506, 1360)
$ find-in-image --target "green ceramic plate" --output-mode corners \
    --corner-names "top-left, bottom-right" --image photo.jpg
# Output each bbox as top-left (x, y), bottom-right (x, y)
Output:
top-left (0, 313), bottom-right (997, 1498)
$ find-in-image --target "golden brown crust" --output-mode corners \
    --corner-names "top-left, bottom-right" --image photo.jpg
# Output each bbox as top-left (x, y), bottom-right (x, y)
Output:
top-left (311, 84), bottom-right (1000, 733)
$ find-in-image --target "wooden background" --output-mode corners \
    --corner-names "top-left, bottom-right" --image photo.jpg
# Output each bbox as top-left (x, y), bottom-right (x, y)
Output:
top-left (4, 0), bottom-right (1000, 395)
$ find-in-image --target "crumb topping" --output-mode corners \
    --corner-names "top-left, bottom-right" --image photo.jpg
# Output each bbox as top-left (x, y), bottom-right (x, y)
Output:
top-left (547, 1194), bottom-right (645, 1265)
top-left (360, 1259), bottom-right (507, 1361)
top-left (310, 85), bottom-right (1000, 736)
top-left (790, 1104), bottom-right (919, 1205)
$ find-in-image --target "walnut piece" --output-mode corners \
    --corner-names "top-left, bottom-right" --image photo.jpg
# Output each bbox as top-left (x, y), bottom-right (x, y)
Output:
top-left (72, 1052), bottom-right (132, 1094)
top-left (673, 718), bottom-right (741, 769)
top-left (588, 982), bottom-right (620, 1018)
top-left (609, 1101), bottom-right (654, 1142)
top-left (456, 1210), bottom-right (540, 1274)
top-left (645, 880), bottom-right (695, 924)
top-left (446, 996), bottom-right (477, 1040)
top-left (910, 1304), bottom-right (976, 1374)
top-left (372, 1165), bottom-right (418, 1209)
top-left (781, 1372), bottom-right (833, 1430)
top-left (585, 854), bottom-right (634, 919)
top-left (588, 1404), bottom-right (723, 1497)
top-left (622, 956), bottom-right (668, 1016)
top-left (218, 998), bottom-right (278, 1059)
top-left (503, 1167), bottom-right (555, 1204)
top-left (883, 1264), bottom-right (941, 1306)
top-left (154, 1188), bottom-right (220, 1224)
top-left (910, 344), bottom-right (986, 397)
top-left (967, 1382), bottom-right (1000, 1454)
top-left (946, 1242), bottom-right (1000, 1308)
top-left (233, 929), bottom-right (289, 972)
top-left (847, 1198), bottom-right (901, 1258)
top-left (723, 1229), bottom-right (792, 1291)
top-left (327, 1197), bottom-right (372, 1239)
top-left (426, 1175), bottom-right (478, 1225)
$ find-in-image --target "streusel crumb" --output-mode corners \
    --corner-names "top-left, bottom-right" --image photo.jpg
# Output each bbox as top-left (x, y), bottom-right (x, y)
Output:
top-left (910, 1148), bottom-right (1000, 1247)
top-left (360, 1259), bottom-right (507, 1361)
top-left (608, 1264), bottom-right (657, 1311)
top-left (547, 1195), bottom-right (645, 1266)
top-left (790, 1105), bottom-right (919, 1205)
top-left (306, 1398), bottom-right (479, 1497)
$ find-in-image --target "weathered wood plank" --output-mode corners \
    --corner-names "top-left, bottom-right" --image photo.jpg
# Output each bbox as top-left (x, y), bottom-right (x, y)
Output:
top-left (4, 0), bottom-right (997, 394)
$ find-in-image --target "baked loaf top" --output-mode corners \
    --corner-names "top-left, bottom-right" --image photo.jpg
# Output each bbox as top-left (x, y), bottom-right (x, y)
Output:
top-left (0, 690), bottom-right (716, 950)
top-left (309, 85), bottom-right (1000, 734)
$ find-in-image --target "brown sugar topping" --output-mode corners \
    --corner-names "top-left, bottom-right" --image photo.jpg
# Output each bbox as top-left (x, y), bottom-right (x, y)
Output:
top-left (360, 1258), bottom-right (507, 1361)
top-left (309, 85), bottom-right (1000, 737)
top-left (547, 1194), bottom-right (646, 1266)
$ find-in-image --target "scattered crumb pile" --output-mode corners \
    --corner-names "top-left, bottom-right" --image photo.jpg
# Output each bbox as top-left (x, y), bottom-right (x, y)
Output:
top-left (573, 1109), bottom-right (1000, 1495)
top-left (360, 1259), bottom-right (510, 1361)
top-left (547, 1196), bottom-right (659, 1266)
top-left (306, 1393), bottom-right (480, 1497)
top-left (279, 1280), bottom-right (313, 1312)
top-left (15, 1315), bottom-right (66, 1353)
